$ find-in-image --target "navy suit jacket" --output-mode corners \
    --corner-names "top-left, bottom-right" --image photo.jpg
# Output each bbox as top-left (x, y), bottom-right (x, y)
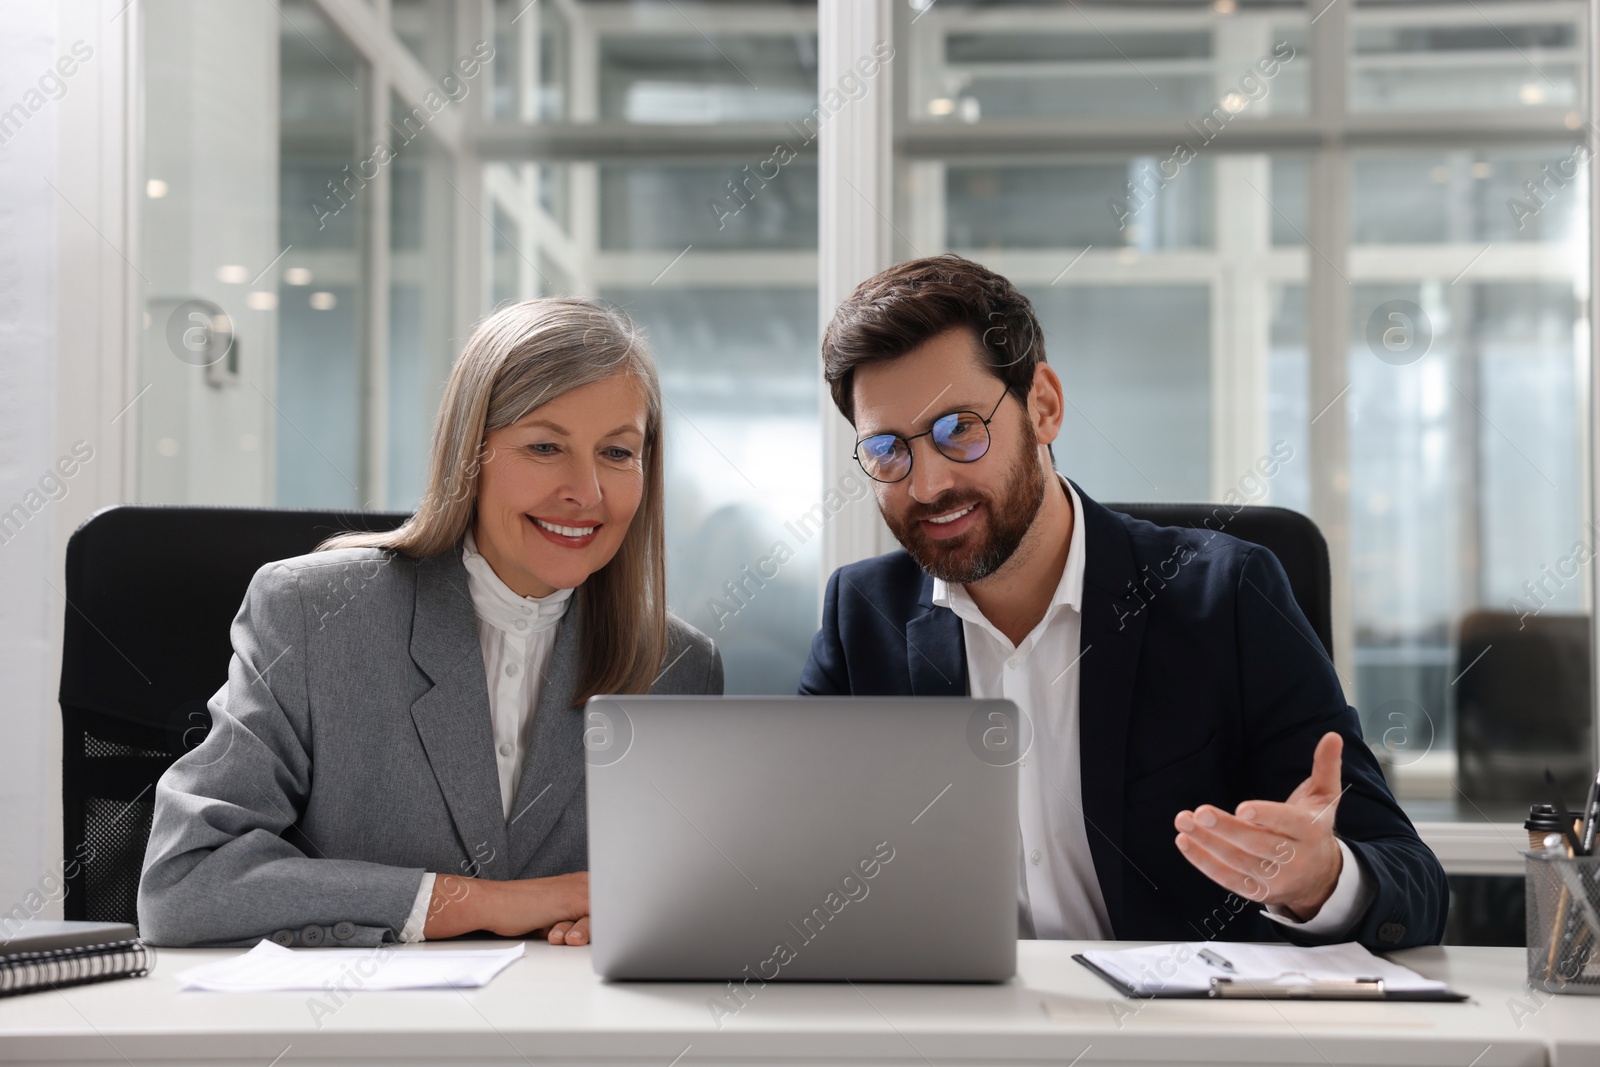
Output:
top-left (798, 484), bottom-right (1447, 951)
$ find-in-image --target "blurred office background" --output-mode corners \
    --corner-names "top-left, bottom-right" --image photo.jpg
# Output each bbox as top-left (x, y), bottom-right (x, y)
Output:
top-left (1, 0), bottom-right (1597, 944)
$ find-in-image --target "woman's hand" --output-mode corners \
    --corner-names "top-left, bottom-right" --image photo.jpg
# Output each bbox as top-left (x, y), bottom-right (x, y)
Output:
top-left (423, 871), bottom-right (590, 944)
top-left (543, 915), bottom-right (590, 946)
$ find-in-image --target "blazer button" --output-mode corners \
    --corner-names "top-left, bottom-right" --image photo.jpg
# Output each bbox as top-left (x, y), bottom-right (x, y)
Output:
top-left (332, 921), bottom-right (356, 941)
top-left (300, 924), bottom-right (325, 947)
top-left (270, 929), bottom-right (294, 947)
top-left (1378, 922), bottom-right (1405, 944)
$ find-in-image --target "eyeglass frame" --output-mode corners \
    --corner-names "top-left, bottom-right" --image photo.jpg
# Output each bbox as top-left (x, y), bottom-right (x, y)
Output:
top-left (851, 384), bottom-right (1011, 484)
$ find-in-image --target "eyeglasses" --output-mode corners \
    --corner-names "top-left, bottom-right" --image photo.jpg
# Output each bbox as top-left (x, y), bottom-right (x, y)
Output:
top-left (853, 386), bottom-right (1009, 484)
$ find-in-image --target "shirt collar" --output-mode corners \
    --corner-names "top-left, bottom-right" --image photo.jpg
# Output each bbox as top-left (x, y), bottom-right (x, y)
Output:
top-left (931, 474), bottom-right (1086, 628)
top-left (461, 528), bottom-right (574, 636)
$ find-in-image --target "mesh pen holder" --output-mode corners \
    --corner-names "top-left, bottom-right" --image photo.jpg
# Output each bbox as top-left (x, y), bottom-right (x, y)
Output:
top-left (1526, 852), bottom-right (1600, 995)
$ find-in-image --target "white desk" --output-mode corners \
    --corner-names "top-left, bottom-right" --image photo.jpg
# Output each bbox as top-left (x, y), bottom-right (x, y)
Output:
top-left (0, 941), bottom-right (1592, 1066)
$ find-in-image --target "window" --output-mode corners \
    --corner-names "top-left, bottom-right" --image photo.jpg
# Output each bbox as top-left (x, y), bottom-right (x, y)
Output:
top-left (479, 1), bottom-right (822, 694)
top-left (130, 0), bottom-right (1599, 870)
top-left (893, 0), bottom-right (1594, 838)
top-left (137, 0), bottom-right (822, 695)
top-left (140, 0), bottom-right (369, 505)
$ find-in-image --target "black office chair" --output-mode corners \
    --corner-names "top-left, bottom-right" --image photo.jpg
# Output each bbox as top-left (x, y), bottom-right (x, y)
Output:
top-left (1107, 502), bottom-right (1333, 657)
top-left (59, 499), bottom-right (1328, 928)
top-left (1455, 609), bottom-right (1593, 806)
top-left (58, 505), bottom-right (411, 927)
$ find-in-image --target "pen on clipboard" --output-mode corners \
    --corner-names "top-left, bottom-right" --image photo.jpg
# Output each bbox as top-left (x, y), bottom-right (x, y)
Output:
top-left (1198, 948), bottom-right (1235, 973)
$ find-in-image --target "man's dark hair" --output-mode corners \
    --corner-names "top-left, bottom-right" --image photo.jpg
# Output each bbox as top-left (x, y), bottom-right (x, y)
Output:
top-left (821, 253), bottom-right (1047, 424)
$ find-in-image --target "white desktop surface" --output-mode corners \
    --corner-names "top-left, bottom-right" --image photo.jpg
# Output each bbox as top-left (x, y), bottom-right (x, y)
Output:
top-left (0, 940), bottom-right (1590, 1066)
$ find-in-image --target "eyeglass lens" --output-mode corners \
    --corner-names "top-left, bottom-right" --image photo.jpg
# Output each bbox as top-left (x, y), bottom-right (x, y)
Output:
top-left (856, 410), bottom-right (992, 482)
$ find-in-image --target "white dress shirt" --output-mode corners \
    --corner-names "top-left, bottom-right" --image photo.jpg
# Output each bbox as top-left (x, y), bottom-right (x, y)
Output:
top-left (398, 530), bottom-right (574, 942)
top-left (932, 476), bottom-right (1372, 940)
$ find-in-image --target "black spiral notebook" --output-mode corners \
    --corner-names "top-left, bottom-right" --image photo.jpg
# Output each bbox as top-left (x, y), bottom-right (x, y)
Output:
top-left (0, 921), bottom-right (151, 998)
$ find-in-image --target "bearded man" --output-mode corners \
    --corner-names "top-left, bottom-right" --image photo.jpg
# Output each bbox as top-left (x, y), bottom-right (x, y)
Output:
top-left (799, 254), bottom-right (1446, 950)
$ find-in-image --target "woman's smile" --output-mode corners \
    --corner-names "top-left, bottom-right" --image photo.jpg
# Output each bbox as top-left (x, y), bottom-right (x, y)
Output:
top-left (530, 514), bottom-right (602, 548)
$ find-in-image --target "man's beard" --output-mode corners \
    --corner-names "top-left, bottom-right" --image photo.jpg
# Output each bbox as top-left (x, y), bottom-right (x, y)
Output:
top-left (882, 418), bottom-right (1048, 584)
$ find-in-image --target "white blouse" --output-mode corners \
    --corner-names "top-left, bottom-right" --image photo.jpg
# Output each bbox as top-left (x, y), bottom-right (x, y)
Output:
top-left (399, 530), bottom-right (574, 941)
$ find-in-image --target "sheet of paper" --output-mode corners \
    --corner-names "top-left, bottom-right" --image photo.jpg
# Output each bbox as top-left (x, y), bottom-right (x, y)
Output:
top-left (1080, 941), bottom-right (1449, 996)
top-left (174, 939), bottom-right (525, 992)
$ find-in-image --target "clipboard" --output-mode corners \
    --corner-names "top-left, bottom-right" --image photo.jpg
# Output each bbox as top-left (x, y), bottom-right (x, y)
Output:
top-left (1073, 952), bottom-right (1470, 1002)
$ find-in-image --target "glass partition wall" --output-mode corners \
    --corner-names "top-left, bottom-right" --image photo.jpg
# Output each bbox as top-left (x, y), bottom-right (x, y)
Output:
top-left (135, 0), bottom-right (1597, 877)
top-left (137, 0), bottom-right (821, 695)
top-left (476, 1), bottom-right (823, 694)
top-left (895, 0), bottom-right (1594, 830)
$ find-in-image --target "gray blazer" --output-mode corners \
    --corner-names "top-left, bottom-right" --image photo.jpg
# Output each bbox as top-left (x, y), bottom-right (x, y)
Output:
top-left (137, 544), bottom-right (722, 948)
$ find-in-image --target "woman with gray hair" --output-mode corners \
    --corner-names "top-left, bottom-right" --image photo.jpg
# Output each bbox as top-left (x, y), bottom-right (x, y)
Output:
top-left (137, 298), bottom-right (722, 949)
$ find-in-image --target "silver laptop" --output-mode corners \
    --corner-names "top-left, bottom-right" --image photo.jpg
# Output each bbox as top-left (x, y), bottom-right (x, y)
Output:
top-left (585, 696), bottom-right (1019, 982)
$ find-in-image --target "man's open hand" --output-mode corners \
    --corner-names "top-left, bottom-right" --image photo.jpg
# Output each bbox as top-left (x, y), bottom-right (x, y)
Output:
top-left (1172, 731), bottom-right (1346, 920)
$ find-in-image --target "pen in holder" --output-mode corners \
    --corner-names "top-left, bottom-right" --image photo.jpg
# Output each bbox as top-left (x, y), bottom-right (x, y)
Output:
top-left (1526, 850), bottom-right (1600, 994)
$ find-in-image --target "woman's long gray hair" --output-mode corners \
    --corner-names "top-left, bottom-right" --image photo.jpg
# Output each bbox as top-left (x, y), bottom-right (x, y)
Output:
top-left (321, 297), bottom-right (667, 704)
